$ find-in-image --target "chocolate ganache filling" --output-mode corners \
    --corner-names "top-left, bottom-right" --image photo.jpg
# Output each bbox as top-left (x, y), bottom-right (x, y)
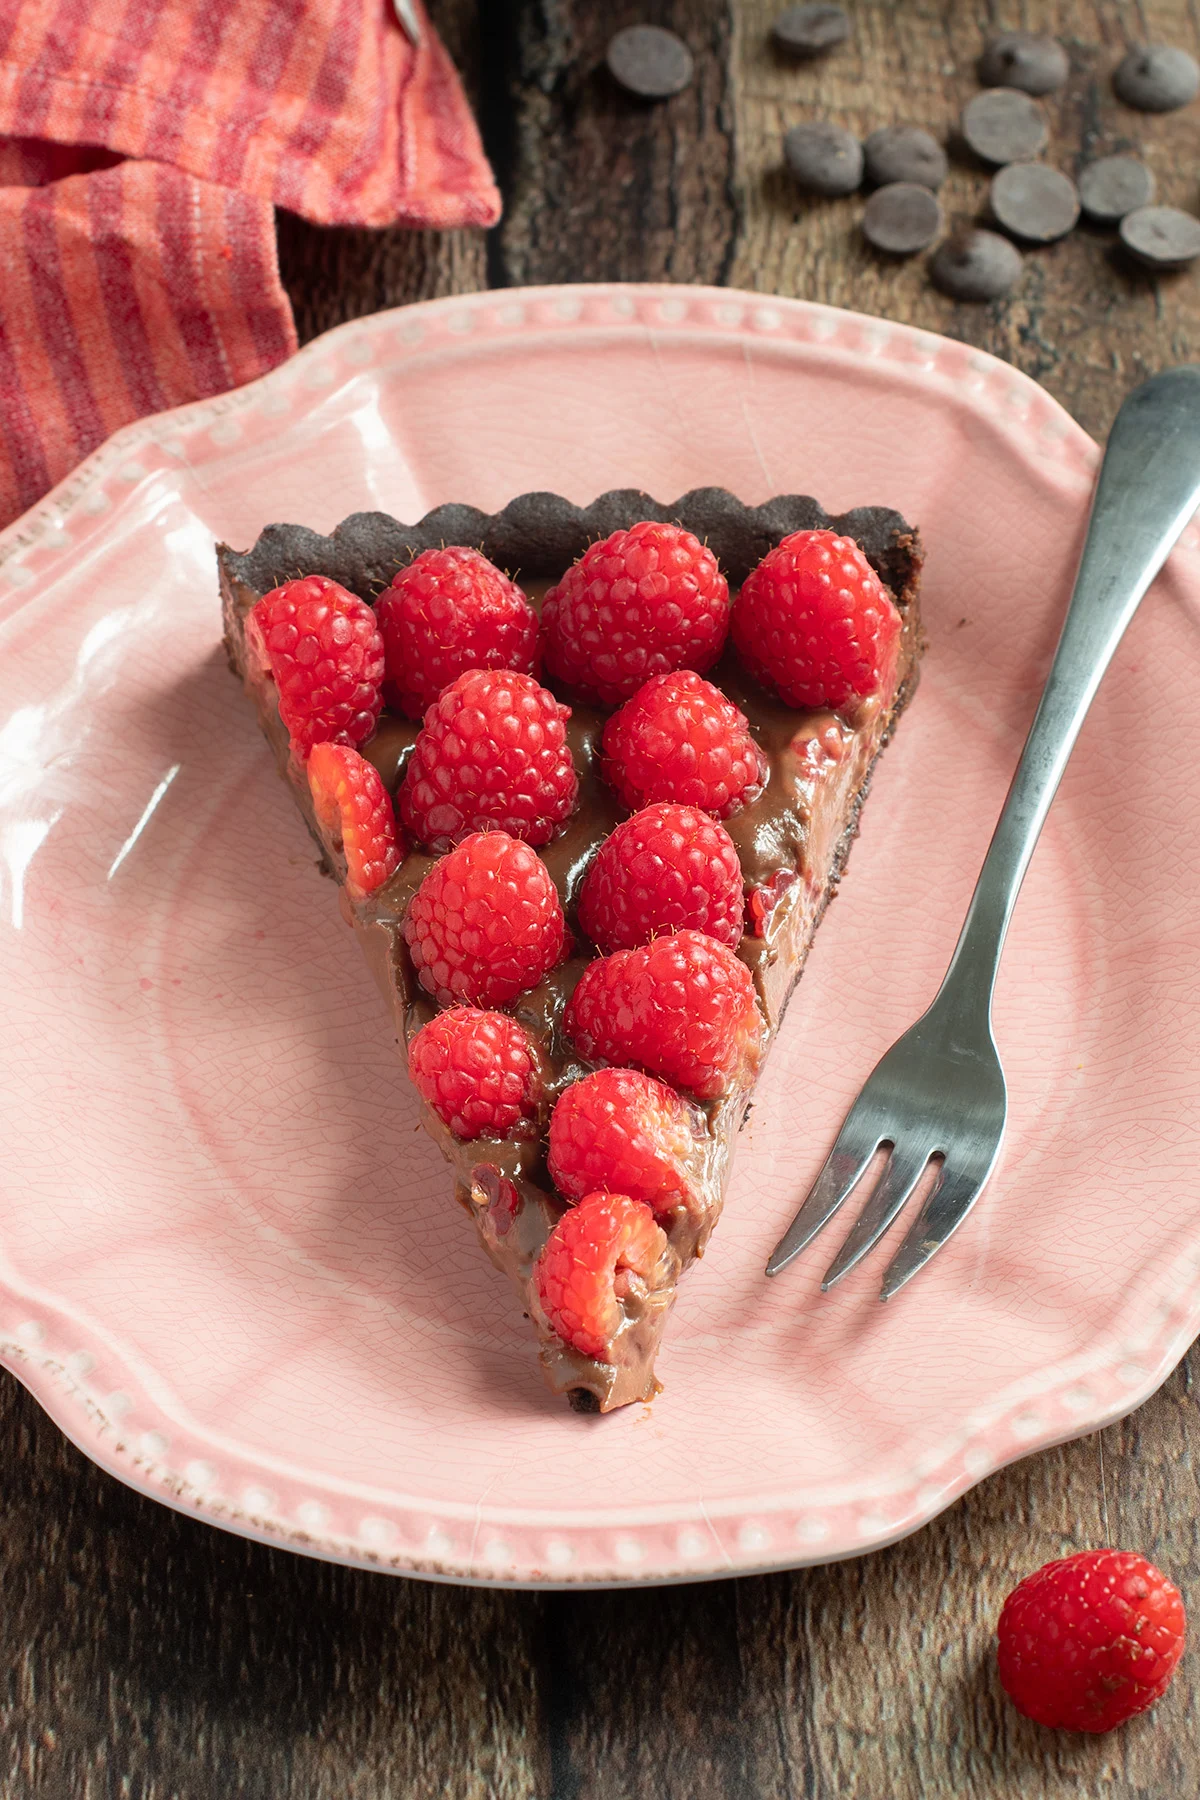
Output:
top-left (219, 488), bottom-right (925, 1413)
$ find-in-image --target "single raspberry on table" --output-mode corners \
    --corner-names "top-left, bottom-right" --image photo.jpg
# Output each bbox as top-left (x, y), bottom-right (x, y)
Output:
top-left (732, 528), bottom-right (902, 711)
top-left (307, 743), bottom-right (404, 898)
top-left (376, 546), bottom-right (539, 719)
top-left (548, 1068), bottom-right (699, 1217)
top-left (600, 671), bottom-right (766, 818)
top-left (577, 803), bottom-right (745, 953)
top-left (564, 928), bottom-right (764, 1099)
top-left (997, 1549), bottom-right (1187, 1732)
top-left (404, 830), bottom-right (566, 1008)
top-left (408, 1008), bottom-right (542, 1140)
top-left (399, 668), bottom-right (578, 852)
top-left (542, 521), bottom-right (731, 705)
top-left (535, 1191), bottom-right (670, 1361)
top-left (247, 576), bottom-right (385, 759)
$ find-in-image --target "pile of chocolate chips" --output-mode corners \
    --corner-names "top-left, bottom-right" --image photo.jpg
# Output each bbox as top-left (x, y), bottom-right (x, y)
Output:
top-left (773, 6), bottom-right (1200, 300)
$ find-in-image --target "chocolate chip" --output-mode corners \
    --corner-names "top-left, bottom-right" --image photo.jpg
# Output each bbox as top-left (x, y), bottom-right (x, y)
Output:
top-left (1078, 155), bottom-right (1156, 224)
top-left (784, 122), bottom-right (863, 196)
top-left (1120, 205), bottom-right (1200, 269)
top-left (863, 126), bottom-right (948, 191)
top-left (989, 163), bottom-right (1080, 243)
top-left (1113, 45), bottom-right (1199, 113)
top-left (978, 32), bottom-right (1069, 96)
top-left (773, 4), bottom-right (850, 57)
top-left (862, 183), bottom-right (942, 254)
top-left (961, 88), bottom-right (1049, 166)
top-left (930, 228), bottom-right (1023, 301)
top-left (606, 25), bottom-right (694, 99)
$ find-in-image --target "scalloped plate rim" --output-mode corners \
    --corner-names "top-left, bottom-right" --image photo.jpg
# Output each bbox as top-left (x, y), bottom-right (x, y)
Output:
top-left (1, 281), bottom-right (1195, 1588)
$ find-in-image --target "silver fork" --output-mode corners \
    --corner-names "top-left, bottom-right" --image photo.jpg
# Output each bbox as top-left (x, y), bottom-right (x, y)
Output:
top-left (767, 364), bottom-right (1200, 1301)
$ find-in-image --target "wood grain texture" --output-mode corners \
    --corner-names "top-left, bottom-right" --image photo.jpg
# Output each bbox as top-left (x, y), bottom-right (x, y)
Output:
top-left (8, 1), bottom-right (1200, 1796)
top-left (481, 0), bottom-right (737, 287)
top-left (728, 0), bottom-right (1200, 440)
top-left (0, 1371), bottom-right (548, 1800)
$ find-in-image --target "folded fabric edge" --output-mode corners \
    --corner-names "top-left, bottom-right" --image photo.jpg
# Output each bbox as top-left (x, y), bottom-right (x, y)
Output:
top-left (0, 158), bottom-right (297, 529)
top-left (0, 12), bottom-right (502, 234)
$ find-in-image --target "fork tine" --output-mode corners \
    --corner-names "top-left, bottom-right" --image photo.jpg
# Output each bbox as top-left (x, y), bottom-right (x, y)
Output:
top-left (820, 1145), bottom-right (934, 1291)
top-left (878, 1160), bottom-right (997, 1300)
top-left (764, 1117), bottom-right (885, 1277)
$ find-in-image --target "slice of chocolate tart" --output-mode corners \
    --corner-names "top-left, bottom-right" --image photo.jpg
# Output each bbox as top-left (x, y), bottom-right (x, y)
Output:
top-left (219, 488), bottom-right (924, 1413)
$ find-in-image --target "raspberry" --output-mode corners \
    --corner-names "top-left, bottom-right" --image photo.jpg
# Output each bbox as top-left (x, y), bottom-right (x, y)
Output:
top-left (601, 671), bottom-right (766, 818)
top-left (408, 1008), bottom-right (541, 1140)
top-left (564, 929), bottom-right (764, 1099)
top-left (732, 529), bottom-right (902, 710)
top-left (542, 521), bottom-right (731, 705)
top-left (307, 743), bottom-right (403, 898)
top-left (998, 1550), bottom-right (1187, 1733)
top-left (399, 669), bottom-right (578, 852)
top-left (577, 804), bottom-right (744, 953)
top-left (247, 576), bottom-right (384, 759)
top-left (535, 1191), bottom-right (670, 1361)
top-left (548, 1069), bottom-right (698, 1217)
top-left (404, 831), bottom-right (566, 1008)
top-left (376, 547), bottom-right (539, 719)
top-left (746, 868), bottom-right (797, 938)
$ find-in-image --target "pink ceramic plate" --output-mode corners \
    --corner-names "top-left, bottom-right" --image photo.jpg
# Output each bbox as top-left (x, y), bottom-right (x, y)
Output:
top-left (3, 284), bottom-right (1200, 1588)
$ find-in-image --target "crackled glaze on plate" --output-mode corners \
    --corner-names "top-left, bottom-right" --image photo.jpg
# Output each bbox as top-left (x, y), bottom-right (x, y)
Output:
top-left (2, 285), bottom-right (1200, 1588)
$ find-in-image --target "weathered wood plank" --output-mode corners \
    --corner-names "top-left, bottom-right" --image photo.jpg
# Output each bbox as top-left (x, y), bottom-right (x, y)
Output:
top-left (0, 1370), bottom-right (549, 1800)
top-left (483, 0), bottom-right (738, 288)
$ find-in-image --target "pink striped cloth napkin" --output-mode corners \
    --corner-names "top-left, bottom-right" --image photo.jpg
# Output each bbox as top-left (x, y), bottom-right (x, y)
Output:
top-left (0, 1), bottom-right (500, 529)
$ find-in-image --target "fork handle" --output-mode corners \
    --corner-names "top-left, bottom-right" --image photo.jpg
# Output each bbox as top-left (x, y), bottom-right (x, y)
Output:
top-left (936, 365), bottom-right (1200, 1022)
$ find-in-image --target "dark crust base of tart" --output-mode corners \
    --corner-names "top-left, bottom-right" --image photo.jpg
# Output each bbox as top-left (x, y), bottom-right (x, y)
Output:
top-left (219, 487), bottom-right (918, 605)
top-left (219, 488), bottom-right (925, 1415)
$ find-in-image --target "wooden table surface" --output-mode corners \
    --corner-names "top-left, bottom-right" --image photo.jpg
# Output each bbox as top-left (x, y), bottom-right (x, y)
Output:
top-left (5, 3), bottom-right (1200, 1795)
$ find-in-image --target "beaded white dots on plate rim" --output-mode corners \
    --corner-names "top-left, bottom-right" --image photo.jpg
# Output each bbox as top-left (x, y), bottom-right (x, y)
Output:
top-left (360, 1516), bottom-right (397, 1549)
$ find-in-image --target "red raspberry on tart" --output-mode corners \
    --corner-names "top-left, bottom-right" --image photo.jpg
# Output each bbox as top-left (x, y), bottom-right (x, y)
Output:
top-left (542, 521), bottom-right (730, 704)
top-left (223, 489), bottom-right (924, 1412)
top-left (534, 1191), bottom-right (672, 1362)
top-left (404, 831), bottom-right (566, 1009)
top-left (564, 929), bottom-right (765, 1100)
top-left (376, 546), bottom-right (539, 719)
top-left (307, 743), bottom-right (403, 898)
top-left (548, 1068), bottom-right (699, 1218)
top-left (247, 576), bottom-right (384, 759)
top-left (601, 671), bottom-right (766, 817)
top-left (577, 803), bottom-right (744, 952)
top-left (400, 668), bottom-right (578, 852)
top-left (732, 528), bottom-right (902, 710)
top-left (409, 1008), bottom-right (542, 1141)
top-left (997, 1550), bottom-right (1186, 1732)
